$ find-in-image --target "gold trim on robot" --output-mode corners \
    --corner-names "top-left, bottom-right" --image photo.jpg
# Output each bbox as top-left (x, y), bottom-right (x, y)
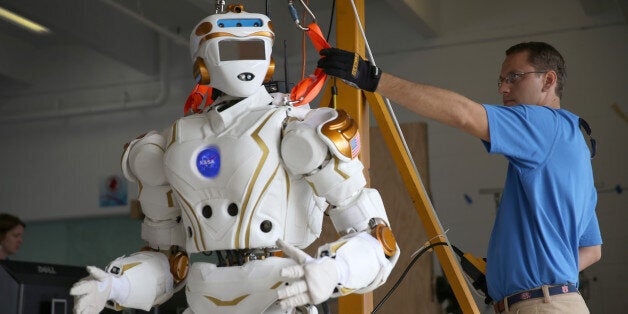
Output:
top-left (205, 294), bottom-right (250, 306)
top-left (320, 109), bottom-right (360, 159)
top-left (235, 113), bottom-right (273, 249)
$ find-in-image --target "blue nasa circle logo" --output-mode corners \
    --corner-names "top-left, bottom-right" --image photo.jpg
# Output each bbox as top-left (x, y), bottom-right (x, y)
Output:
top-left (196, 146), bottom-right (221, 178)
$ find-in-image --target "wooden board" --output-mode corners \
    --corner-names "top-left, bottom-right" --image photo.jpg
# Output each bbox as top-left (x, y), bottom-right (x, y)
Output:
top-left (370, 122), bottom-right (439, 314)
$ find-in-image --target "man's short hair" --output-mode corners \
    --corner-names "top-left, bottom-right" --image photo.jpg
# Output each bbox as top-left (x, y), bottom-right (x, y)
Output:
top-left (506, 42), bottom-right (567, 98)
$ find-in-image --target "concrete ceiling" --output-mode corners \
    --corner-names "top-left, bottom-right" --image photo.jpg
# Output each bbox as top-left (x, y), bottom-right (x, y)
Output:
top-left (0, 0), bottom-right (625, 121)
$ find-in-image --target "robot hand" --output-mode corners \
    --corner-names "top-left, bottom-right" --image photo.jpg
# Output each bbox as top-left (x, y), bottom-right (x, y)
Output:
top-left (70, 266), bottom-right (113, 314)
top-left (317, 48), bottom-right (381, 92)
top-left (276, 239), bottom-right (339, 308)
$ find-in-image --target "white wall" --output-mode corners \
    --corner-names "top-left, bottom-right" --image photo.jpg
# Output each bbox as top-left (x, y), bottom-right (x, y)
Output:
top-left (0, 5), bottom-right (625, 313)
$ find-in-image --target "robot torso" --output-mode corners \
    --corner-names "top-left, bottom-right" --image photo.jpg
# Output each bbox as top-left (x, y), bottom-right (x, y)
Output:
top-left (162, 88), bottom-right (324, 253)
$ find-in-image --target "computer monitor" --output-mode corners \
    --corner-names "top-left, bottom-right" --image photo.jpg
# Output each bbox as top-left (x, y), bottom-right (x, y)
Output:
top-left (0, 259), bottom-right (88, 314)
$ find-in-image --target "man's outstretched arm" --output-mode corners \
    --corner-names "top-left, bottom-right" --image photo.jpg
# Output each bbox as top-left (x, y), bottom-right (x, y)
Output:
top-left (318, 48), bottom-right (490, 141)
top-left (376, 73), bottom-right (489, 141)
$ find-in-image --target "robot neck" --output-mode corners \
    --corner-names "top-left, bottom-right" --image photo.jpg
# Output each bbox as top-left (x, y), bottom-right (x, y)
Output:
top-left (214, 97), bottom-right (244, 113)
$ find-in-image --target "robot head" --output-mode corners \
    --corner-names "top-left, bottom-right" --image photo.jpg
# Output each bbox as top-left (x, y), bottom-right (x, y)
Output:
top-left (190, 5), bottom-right (275, 97)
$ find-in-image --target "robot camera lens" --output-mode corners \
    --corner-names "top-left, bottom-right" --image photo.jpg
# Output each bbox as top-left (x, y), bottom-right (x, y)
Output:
top-left (238, 73), bottom-right (255, 81)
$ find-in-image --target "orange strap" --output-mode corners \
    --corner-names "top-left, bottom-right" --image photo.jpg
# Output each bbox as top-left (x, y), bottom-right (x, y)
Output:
top-left (290, 23), bottom-right (331, 106)
top-left (183, 84), bottom-right (213, 115)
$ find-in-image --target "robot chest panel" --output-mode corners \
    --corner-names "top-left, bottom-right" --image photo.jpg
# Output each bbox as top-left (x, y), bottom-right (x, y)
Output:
top-left (163, 110), bottom-right (295, 250)
top-left (164, 111), bottom-right (283, 198)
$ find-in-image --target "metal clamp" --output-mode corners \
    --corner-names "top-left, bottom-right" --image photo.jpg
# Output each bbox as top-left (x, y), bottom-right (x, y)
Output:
top-left (288, 0), bottom-right (316, 31)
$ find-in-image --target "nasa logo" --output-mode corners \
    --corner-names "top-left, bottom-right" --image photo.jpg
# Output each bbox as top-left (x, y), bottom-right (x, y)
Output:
top-left (197, 146), bottom-right (221, 178)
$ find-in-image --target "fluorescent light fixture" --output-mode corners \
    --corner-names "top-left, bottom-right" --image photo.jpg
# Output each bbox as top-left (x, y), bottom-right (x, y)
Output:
top-left (0, 6), bottom-right (51, 34)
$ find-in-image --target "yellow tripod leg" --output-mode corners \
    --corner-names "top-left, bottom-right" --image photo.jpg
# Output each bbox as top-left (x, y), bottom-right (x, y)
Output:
top-left (325, 1), bottom-right (480, 313)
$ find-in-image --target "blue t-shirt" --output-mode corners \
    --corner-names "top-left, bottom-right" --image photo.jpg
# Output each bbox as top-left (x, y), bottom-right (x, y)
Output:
top-left (482, 104), bottom-right (602, 301)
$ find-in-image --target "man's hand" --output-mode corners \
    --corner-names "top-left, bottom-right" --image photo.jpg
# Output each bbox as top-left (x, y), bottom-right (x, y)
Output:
top-left (70, 266), bottom-right (113, 314)
top-left (276, 239), bottom-right (339, 309)
top-left (317, 48), bottom-right (381, 92)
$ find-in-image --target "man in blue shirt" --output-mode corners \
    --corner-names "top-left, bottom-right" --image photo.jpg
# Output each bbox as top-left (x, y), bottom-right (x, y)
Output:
top-left (317, 42), bottom-right (602, 313)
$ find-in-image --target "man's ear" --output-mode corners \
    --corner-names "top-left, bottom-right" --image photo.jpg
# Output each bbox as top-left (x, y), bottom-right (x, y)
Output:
top-left (542, 71), bottom-right (557, 92)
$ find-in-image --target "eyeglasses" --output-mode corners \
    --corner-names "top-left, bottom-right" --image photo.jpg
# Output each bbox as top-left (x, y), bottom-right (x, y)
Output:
top-left (497, 71), bottom-right (547, 87)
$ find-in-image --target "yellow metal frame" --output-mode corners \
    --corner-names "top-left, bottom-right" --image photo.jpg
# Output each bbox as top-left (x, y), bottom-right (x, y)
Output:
top-left (321, 1), bottom-right (480, 313)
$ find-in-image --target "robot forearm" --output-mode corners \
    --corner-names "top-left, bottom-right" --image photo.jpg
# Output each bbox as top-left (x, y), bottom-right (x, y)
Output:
top-left (321, 189), bottom-right (400, 294)
top-left (277, 230), bottom-right (399, 308)
top-left (319, 231), bottom-right (398, 295)
top-left (105, 251), bottom-right (175, 310)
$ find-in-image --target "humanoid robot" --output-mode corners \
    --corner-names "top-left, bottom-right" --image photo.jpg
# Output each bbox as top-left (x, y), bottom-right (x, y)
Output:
top-left (71, 5), bottom-right (399, 314)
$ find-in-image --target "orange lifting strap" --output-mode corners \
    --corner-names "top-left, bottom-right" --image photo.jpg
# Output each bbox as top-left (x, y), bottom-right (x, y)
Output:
top-left (183, 84), bottom-right (213, 115)
top-left (289, 22), bottom-right (331, 106)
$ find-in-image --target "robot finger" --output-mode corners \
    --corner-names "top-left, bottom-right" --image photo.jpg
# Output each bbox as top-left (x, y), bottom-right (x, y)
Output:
top-left (277, 280), bottom-right (308, 299)
top-left (82, 305), bottom-right (102, 314)
top-left (69, 280), bottom-right (95, 296)
top-left (278, 292), bottom-right (311, 309)
top-left (86, 266), bottom-right (109, 280)
top-left (73, 298), bottom-right (91, 314)
top-left (280, 264), bottom-right (305, 279)
top-left (277, 239), bottom-right (314, 264)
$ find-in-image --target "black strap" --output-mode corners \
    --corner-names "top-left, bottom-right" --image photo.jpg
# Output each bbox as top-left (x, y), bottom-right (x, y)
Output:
top-left (579, 118), bottom-right (596, 159)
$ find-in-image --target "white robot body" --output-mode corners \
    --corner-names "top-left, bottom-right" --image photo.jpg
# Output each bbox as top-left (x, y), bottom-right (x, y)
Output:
top-left (113, 88), bottom-right (397, 312)
top-left (72, 8), bottom-right (398, 314)
top-left (162, 87), bottom-right (324, 252)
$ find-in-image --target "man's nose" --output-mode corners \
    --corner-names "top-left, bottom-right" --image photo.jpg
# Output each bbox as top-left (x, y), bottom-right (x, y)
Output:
top-left (498, 84), bottom-right (509, 94)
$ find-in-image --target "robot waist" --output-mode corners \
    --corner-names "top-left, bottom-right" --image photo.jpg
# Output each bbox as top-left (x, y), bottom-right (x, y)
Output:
top-left (207, 248), bottom-right (282, 267)
top-left (185, 257), bottom-right (298, 313)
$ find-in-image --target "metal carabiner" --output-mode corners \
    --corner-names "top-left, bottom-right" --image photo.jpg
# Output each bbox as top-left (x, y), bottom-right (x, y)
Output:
top-left (287, 0), bottom-right (316, 31)
top-left (215, 0), bottom-right (226, 14)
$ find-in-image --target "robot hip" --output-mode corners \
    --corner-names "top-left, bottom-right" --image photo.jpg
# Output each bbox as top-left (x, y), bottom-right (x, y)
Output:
top-left (185, 257), bottom-right (298, 313)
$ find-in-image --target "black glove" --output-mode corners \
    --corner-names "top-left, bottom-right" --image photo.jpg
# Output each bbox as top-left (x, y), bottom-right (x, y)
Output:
top-left (317, 48), bottom-right (381, 92)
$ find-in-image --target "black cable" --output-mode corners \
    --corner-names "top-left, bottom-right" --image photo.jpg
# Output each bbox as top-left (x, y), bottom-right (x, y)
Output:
top-left (283, 39), bottom-right (290, 93)
top-left (321, 300), bottom-right (331, 314)
top-left (326, 0), bottom-right (336, 42)
top-left (371, 242), bottom-right (449, 314)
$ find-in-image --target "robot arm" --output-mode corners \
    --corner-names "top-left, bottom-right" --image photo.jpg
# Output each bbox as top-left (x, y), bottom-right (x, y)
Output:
top-left (71, 251), bottom-right (175, 312)
top-left (279, 108), bottom-right (399, 307)
top-left (294, 188), bottom-right (399, 298)
top-left (72, 130), bottom-right (191, 313)
top-left (122, 130), bottom-right (185, 250)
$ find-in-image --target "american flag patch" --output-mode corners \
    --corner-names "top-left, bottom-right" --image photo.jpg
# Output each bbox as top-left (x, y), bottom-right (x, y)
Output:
top-left (350, 132), bottom-right (361, 158)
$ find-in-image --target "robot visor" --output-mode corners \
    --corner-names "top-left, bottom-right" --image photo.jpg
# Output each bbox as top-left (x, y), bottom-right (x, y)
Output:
top-left (219, 39), bottom-right (266, 61)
